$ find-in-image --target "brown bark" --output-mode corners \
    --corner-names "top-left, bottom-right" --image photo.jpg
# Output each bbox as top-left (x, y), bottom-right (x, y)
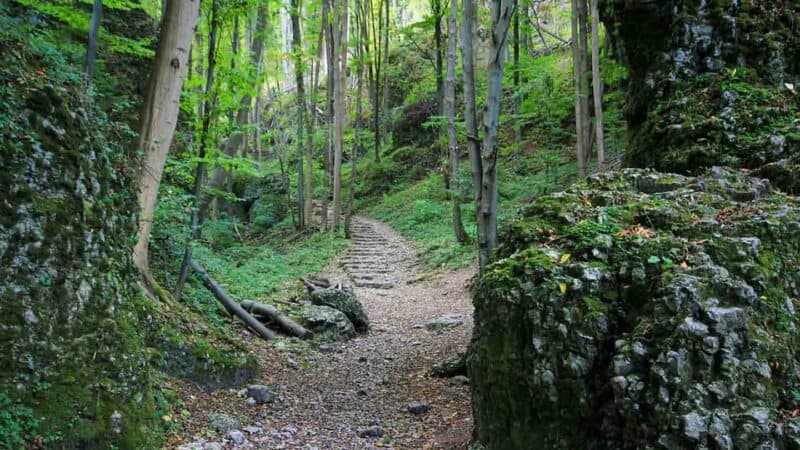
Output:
top-left (241, 300), bottom-right (311, 338)
top-left (591, 0), bottom-right (605, 171)
top-left (133, 0), bottom-right (200, 272)
top-left (331, 0), bottom-right (349, 231)
top-left (291, 0), bottom-right (306, 229)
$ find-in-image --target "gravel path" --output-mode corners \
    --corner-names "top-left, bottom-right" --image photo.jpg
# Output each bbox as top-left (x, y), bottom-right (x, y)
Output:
top-left (172, 217), bottom-right (475, 449)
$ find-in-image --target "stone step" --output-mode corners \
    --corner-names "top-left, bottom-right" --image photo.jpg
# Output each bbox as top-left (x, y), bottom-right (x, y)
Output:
top-left (353, 280), bottom-right (394, 289)
top-left (344, 265), bottom-right (392, 270)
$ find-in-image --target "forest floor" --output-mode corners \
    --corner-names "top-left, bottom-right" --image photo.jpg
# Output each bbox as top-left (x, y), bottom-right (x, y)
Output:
top-left (170, 217), bottom-right (475, 449)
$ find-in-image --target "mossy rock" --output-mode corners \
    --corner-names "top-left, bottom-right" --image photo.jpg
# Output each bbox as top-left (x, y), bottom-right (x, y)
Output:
top-left (603, 1), bottom-right (800, 192)
top-left (0, 46), bottom-right (159, 449)
top-left (309, 288), bottom-right (369, 333)
top-left (469, 168), bottom-right (800, 449)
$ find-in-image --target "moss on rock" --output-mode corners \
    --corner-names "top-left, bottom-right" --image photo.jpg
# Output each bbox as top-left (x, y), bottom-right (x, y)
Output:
top-left (603, 0), bottom-right (800, 191)
top-left (0, 11), bottom-right (257, 447)
top-left (469, 168), bottom-right (800, 449)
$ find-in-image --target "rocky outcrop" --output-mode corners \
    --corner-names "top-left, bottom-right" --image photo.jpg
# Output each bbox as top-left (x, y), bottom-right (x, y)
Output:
top-left (0, 13), bottom-right (256, 447)
top-left (310, 288), bottom-right (370, 333)
top-left (603, 0), bottom-right (800, 191)
top-left (300, 305), bottom-right (357, 342)
top-left (469, 168), bottom-right (800, 449)
top-left (0, 55), bottom-right (160, 449)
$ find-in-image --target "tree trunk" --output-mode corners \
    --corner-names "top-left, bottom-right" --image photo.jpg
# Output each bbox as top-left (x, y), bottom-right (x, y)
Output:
top-left (379, 0), bottom-right (389, 143)
top-left (227, 16), bottom-right (239, 217)
top-left (191, 262), bottom-right (278, 340)
top-left (570, 0), bottom-right (586, 178)
top-left (291, 0), bottom-right (306, 229)
top-left (460, 0), bottom-right (482, 264)
top-left (512, 0), bottom-right (521, 156)
top-left (446, 0), bottom-right (467, 244)
top-left (590, 0), bottom-right (605, 172)
top-left (577, 0), bottom-right (591, 166)
top-left (331, 0), bottom-right (349, 231)
top-left (347, 0), bottom-right (367, 238)
top-left (432, 0), bottom-right (444, 116)
top-left (370, 0), bottom-right (383, 162)
top-left (133, 0), bottom-right (200, 273)
top-left (175, 0), bottom-right (219, 299)
top-left (85, 0), bottom-right (102, 88)
top-left (478, 0), bottom-right (513, 271)
top-left (304, 29), bottom-right (324, 228)
top-left (241, 300), bottom-right (311, 338)
top-left (322, 0), bottom-right (333, 229)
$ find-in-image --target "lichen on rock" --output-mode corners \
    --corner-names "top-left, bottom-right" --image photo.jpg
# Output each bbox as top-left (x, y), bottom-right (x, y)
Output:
top-left (469, 168), bottom-right (800, 449)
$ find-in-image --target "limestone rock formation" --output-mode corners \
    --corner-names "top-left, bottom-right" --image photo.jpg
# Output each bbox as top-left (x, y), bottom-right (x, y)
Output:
top-left (603, 0), bottom-right (800, 191)
top-left (469, 168), bottom-right (800, 449)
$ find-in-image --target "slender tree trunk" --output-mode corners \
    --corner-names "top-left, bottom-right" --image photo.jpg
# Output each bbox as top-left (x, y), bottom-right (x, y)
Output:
top-left (380, 0), bottom-right (389, 143)
top-left (291, 0), bottom-right (306, 229)
top-left (85, 0), bottom-right (103, 87)
top-left (331, 0), bottom-right (349, 231)
top-left (305, 28), bottom-right (324, 226)
top-left (446, 0), bottom-right (467, 244)
top-left (432, 0), bottom-right (444, 116)
top-left (591, 0), bottom-right (605, 171)
top-left (347, 0), bottom-right (366, 238)
top-left (133, 0), bottom-right (199, 273)
top-left (571, 0), bottom-right (586, 178)
top-left (322, 0), bottom-right (333, 229)
top-left (175, 0), bottom-right (219, 299)
top-left (512, 0), bottom-right (521, 156)
top-left (227, 16), bottom-right (239, 217)
top-left (460, 0), bottom-right (482, 249)
top-left (577, 0), bottom-right (591, 165)
top-left (478, 0), bottom-right (513, 271)
top-left (371, 0), bottom-right (383, 162)
top-left (519, 0), bottom-right (529, 53)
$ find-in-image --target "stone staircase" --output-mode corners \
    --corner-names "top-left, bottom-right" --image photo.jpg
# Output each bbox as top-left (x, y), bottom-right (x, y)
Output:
top-left (341, 219), bottom-right (398, 290)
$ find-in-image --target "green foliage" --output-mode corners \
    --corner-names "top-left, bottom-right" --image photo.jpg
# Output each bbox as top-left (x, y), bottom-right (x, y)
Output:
top-left (188, 231), bottom-right (350, 305)
top-left (15, 0), bottom-right (155, 57)
top-left (0, 394), bottom-right (40, 449)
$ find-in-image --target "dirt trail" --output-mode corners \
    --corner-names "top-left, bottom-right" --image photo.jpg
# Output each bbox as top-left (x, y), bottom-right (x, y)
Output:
top-left (174, 218), bottom-right (474, 449)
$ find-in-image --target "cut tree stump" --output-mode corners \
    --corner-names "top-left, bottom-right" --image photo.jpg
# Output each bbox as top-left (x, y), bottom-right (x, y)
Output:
top-left (190, 261), bottom-right (277, 341)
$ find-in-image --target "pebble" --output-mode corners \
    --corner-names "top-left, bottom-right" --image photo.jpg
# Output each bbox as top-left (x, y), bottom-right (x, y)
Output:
top-left (247, 384), bottom-right (277, 404)
top-left (357, 425), bottom-right (385, 438)
top-left (450, 375), bottom-right (470, 386)
top-left (407, 401), bottom-right (431, 415)
top-left (227, 430), bottom-right (246, 445)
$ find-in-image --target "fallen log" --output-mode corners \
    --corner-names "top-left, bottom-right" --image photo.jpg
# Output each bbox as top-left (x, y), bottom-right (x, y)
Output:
top-left (300, 276), bottom-right (327, 293)
top-left (190, 261), bottom-right (277, 341)
top-left (241, 300), bottom-right (312, 339)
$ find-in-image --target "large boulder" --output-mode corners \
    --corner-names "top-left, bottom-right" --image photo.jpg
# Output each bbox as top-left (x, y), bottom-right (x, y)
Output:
top-left (300, 305), bottom-right (356, 342)
top-left (602, 1), bottom-right (800, 191)
top-left (310, 288), bottom-right (369, 333)
top-left (469, 168), bottom-right (800, 449)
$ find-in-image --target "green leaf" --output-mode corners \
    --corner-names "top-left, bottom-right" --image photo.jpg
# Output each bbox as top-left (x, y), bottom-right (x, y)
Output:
top-left (647, 255), bottom-right (661, 264)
